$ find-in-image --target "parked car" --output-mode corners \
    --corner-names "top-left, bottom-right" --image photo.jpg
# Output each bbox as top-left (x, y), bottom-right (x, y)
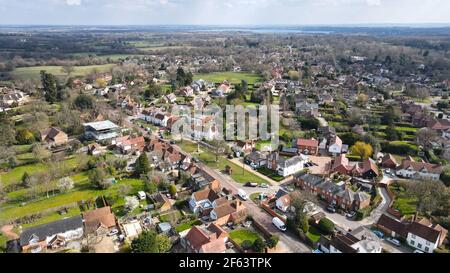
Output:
top-left (272, 217), bottom-right (287, 232)
top-left (346, 211), bottom-right (356, 219)
top-left (238, 189), bottom-right (248, 200)
top-left (243, 221), bottom-right (252, 228)
top-left (245, 182), bottom-right (258, 187)
top-left (259, 183), bottom-right (269, 188)
top-left (413, 249), bottom-right (424, 253)
top-left (107, 229), bottom-right (119, 237)
top-left (373, 230), bottom-right (385, 239)
top-left (169, 140), bottom-right (176, 144)
top-left (326, 205), bottom-right (336, 213)
top-left (386, 237), bottom-right (401, 247)
top-left (192, 157), bottom-right (199, 163)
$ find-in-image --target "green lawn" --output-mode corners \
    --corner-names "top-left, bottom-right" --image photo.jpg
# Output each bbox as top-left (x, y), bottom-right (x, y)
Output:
top-left (389, 184), bottom-right (418, 216)
top-left (177, 141), bottom-right (266, 184)
top-left (0, 233), bottom-right (8, 253)
top-left (257, 167), bottom-right (284, 182)
top-left (175, 220), bottom-right (202, 233)
top-left (10, 64), bottom-right (116, 80)
top-left (159, 210), bottom-right (182, 223)
top-left (194, 72), bottom-right (262, 85)
top-left (0, 157), bottom-right (80, 186)
top-left (0, 178), bottom-right (144, 223)
top-left (229, 229), bottom-right (261, 245)
top-left (306, 226), bottom-right (322, 243)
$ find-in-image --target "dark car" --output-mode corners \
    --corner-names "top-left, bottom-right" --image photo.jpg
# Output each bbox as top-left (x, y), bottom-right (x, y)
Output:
top-left (245, 182), bottom-right (258, 187)
top-left (169, 140), bottom-right (176, 144)
top-left (192, 157), bottom-right (199, 163)
top-left (326, 205), bottom-right (336, 213)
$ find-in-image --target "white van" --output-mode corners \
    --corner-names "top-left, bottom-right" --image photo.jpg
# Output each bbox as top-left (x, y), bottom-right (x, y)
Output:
top-left (137, 191), bottom-right (146, 200)
top-left (272, 217), bottom-right (287, 232)
top-left (237, 189), bottom-right (248, 200)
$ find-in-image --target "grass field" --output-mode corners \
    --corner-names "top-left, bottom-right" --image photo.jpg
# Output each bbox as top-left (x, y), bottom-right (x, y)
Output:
top-left (175, 220), bottom-right (202, 233)
top-left (176, 141), bottom-right (266, 184)
top-left (229, 229), bottom-right (261, 245)
top-left (10, 64), bottom-right (116, 80)
top-left (389, 183), bottom-right (418, 216)
top-left (194, 72), bottom-right (262, 85)
top-left (306, 226), bottom-right (322, 243)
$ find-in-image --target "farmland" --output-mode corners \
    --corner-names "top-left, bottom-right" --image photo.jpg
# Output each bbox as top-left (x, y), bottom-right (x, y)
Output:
top-left (10, 64), bottom-right (116, 80)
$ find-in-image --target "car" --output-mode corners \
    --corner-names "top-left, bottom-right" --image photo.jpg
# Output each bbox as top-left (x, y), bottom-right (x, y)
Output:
top-left (373, 230), bottom-right (385, 239)
top-left (227, 154), bottom-right (234, 159)
top-left (346, 211), bottom-right (356, 219)
top-left (238, 189), bottom-right (248, 200)
top-left (107, 229), bottom-right (119, 237)
top-left (259, 183), bottom-right (269, 188)
top-left (169, 140), bottom-right (176, 144)
top-left (386, 237), bottom-right (401, 247)
top-left (245, 182), bottom-right (258, 187)
top-left (201, 216), bottom-right (210, 221)
top-left (326, 205), bottom-right (336, 213)
top-left (243, 221), bottom-right (252, 228)
top-left (413, 249), bottom-right (424, 253)
top-left (385, 169), bottom-right (391, 174)
top-left (192, 157), bottom-right (199, 163)
top-left (272, 217), bottom-right (287, 232)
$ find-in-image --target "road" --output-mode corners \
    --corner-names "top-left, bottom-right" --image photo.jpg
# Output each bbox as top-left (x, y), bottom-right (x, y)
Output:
top-left (197, 162), bottom-right (311, 253)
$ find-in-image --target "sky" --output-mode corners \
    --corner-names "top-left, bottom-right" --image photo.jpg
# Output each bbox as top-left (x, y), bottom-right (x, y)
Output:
top-left (0, 0), bottom-right (449, 26)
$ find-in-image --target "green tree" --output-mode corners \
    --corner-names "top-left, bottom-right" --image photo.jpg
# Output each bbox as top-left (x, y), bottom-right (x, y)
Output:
top-left (266, 235), bottom-right (279, 249)
top-left (40, 70), bottom-right (58, 104)
top-left (16, 128), bottom-right (35, 145)
top-left (318, 218), bottom-right (335, 234)
top-left (407, 180), bottom-right (449, 215)
top-left (74, 94), bottom-right (94, 110)
top-left (131, 230), bottom-right (171, 253)
top-left (32, 143), bottom-right (51, 163)
top-left (135, 153), bottom-right (150, 177)
top-left (21, 172), bottom-right (32, 188)
top-left (156, 234), bottom-right (172, 253)
top-left (349, 141), bottom-right (373, 160)
top-left (252, 237), bottom-right (265, 253)
top-left (168, 184), bottom-right (177, 196)
top-left (89, 168), bottom-right (107, 189)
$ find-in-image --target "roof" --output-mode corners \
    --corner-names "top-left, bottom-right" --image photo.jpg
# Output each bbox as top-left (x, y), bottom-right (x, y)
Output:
top-left (83, 120), bottom-right (119, 131)
top-left (330, 234), bottom-right (358, 253)
top-left (83, 206), bottom-right (116, 234)
top-left (295, 172), bottom-right (324, 186)
top-left (398, 159), bottom-right (442, 174)
top-left (212, 202), bottom-right (236, 219)
top-left (377, 214), bottom-right (408, 238)
top-left (362, 158), bottom-right (379, 176)
top-left (277, 194), bottom-right (291, 207)
top-left (408, 222), bottom-right (440, 243)
top-left (185, 224), bottom-right (228, 253)
top-left (296, 138), bottom-right (319, 147)
top-left (192, 187), bottom-right (219, 202)
top-left (20, 216), bottom-right (83, 246)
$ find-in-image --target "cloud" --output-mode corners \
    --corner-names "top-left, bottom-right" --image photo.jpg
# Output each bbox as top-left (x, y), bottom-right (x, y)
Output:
top-left (65, 0), bottom-right (81, 5)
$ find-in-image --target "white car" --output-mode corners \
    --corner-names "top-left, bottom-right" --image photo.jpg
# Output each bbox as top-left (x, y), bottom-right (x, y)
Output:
top-left (107, 229), bottom-right (119, 237)
top-left (386, 237), bottom-right (401, 247)
top-left (238, 189), bottom-right (248, 200)
top-left (413, 249), bottom-right (424, 253)
top-left (272, 217), bottom-right (287, 232)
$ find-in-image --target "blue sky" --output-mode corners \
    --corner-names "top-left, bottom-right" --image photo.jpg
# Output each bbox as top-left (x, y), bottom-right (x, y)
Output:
top-left (0, 0), bottom-right (449, 25)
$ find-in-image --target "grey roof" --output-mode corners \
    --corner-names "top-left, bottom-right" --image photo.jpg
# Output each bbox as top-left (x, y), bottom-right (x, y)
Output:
top-left (157, 222), bottom-right (172, 233)
top-left (275, 189), bottom-right (289, 199)
top-left (20, 215), bottom-right (83, 246)
top-left (279, 154), bottom-right (307, 168)
top-left (295, 173), bottom-right (324, 186)
top-left (83, 120), bottom-right (119, 131)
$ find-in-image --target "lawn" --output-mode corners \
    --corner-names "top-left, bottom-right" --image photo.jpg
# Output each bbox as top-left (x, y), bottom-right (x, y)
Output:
top-left (0, 233), bottom-right (8, 253)
top-left (10, 64), bottom-right (116, 80)
top-left (229, 229), bottom-right (261, 245)
top-left (159, 210), bottom-right (182, 224)
top-left (194, 72), bottom-right (262, 85)
top-left (177, 141), bottom-right (266, 184)
top-left (389, 183), bottom-right (418, 216)
top-left (257, 167), bottom-right (284, 182)
top-left (306, 226), bottom-right (322, 243)
top-left (175, 220), bottom-right (202, 233)
top-left (0, 156), bottom-right (80, 186)
top-left (0, 178), bottom-right (144, 223)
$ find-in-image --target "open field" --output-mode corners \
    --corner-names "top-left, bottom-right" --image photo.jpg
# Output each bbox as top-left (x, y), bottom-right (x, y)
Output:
top-left (194, 72), bottom-right (262, 85)
top-left (10, 64), bottom-right (116, 80)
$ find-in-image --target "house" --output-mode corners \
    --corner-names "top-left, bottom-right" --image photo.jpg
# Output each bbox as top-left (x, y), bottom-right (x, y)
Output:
top-left (210, 199), bottom-right (248, 226)
top-left (332, 155), bottom-right (379, 179)
top-left (83, 120), bottom-right (120, 142)
top-left (395, 157), bottom-right (442, 181)
top-left (151, 192), bottom-right (172, 212)
top-left (376, 214), bottom-right (447, 253)
top-left (113, 135), bottom-right (145, 154)
top-left (427, 118), bottom-right (450, 133)
top-left (82, 207), bottom-right (117, 235)
top-left (164, 93), bottom-right (177, 104)
top-left (320, 228), bottom-right (382, 253)
top-left (267, 152), bottom-right (308, 177)
top-left (182, 224), bottom-right (228, 253)
top-left (87, 143), bottom-right (106, 156)
top-left (0, 90), bottom-right (29, 107)
top-left (180, 86), bottom-right (194, 97)
top-left (381, 153), bottom-right (398, 169)
top-left (20, 216), bottom-right (84, 253)
top-left (189, 168), bottom-right (219, 191)
top-left (295, 102), bottom-right (319, 117)
top-left (328, 135), bottom-right (346, 155)
top-left (122, 221), bottom-right (143, 239)
top-left (275, 192), bottom-right (291, 213)
top-left (244, 151), bottom-right (268, 168)
top-left (294, 138), bottom-right (319, 155)
top-left (189, 182), bottom-right (221, 213)
top-left (233, 140), bottom-right (255, 155)
top-left (40, 127), bottom-right (69, 147)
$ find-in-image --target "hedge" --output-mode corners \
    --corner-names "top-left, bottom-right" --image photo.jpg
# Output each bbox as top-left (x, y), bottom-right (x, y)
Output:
top-left (318, 218), bottom-right (335, 234)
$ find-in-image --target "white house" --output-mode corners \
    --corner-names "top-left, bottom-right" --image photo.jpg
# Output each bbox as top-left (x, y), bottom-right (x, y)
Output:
top-left (406, 222), bottom-right (441, 253)
top-left (395, 158), bottom-right (442, 181)
top-left (328, 135), bottom-right (343, 155)
top-left (277, 154), bottom-right (308, 177)
top-left (276, 194), bottom-right (291, 213)
top-left (188, 187), bottom-right (218, 214)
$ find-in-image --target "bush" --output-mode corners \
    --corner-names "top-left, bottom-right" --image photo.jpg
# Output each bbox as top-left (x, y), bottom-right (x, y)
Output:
top-left (381, 141), bottom-right (418, 156)
top-left (241, 240), bottom-right (253, 250)
top-left (318, 218), bottom-right (335, 234)
top-left (266, 235), bottom-right (279, 249)
top-left (252, 238), bottom-right (265, 253)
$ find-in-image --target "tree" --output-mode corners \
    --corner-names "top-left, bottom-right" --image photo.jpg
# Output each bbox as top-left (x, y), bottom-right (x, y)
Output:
top-left (21, 172), bottom-right (32, 188)
top-left (252, 237), bottom-right (265, 253)
top-left (416, 128), bottom-right (437, 149)
top-left (318, 218), bottom-right (335, 234)
top-left (89, 168), bottom-right (107, 189)
top-left (32, 143), bottom-right (51, 163)
top-left (125, 196), bottom-right (140, 212)
top-left (266, 235), bottom-right (279, 249)
top-left (16, 128), bottom-right (35, 145)
top-left (118, 184), bottom-right (132, 198)
top-left (168, 184), bottom-right (177, 196)
top-left (350, 141), bottom-right (373, 160)
top-left (61, 65), bottom-right (75, 76)
top-left (135, 153), bottom-right (150, 177)
top-left (355, 93), bottom-right (369, 107)
top-left (288, 70), bottom-right (300, 81)
top-left (57, 177), bottom-right (74, 193)
top-left (407, 180), bottom-right (449, 215)
top-left (210, 139), bottom-right (229, 163)
top-left (0, 114), bottom-right (16, 146)
top-left (95, 78), bottom-right (107, 88)
top-left (40, 70), bottom-right (58, 104)
top-left (74, 94), bottom-right (94, 110)
top-left (131, 230), bottom-right (171, 253)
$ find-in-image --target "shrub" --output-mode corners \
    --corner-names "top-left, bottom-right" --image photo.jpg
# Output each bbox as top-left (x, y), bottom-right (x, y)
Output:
top-left (318, 218), bottom-right (335, 234)
top-left (241, 240), bottom-right (253, 250)
top-left (266, 235), bottom-right (279, 249)
top-left (252, 238), bottom-right (265, 253)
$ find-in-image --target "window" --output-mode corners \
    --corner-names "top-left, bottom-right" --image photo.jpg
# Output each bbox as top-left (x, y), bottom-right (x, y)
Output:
top-left (410, 240), bottom-right (415, 245)
top-left (425, 241), bottom-right (430, 246)
top-left (411, 234), bottom-right (416, 239)
top-left (417, 243), bottom-right (422, 249)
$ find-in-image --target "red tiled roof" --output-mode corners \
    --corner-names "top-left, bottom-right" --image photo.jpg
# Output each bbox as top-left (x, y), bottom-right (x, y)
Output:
top-left (296, 138), bottom-right (319, 147)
